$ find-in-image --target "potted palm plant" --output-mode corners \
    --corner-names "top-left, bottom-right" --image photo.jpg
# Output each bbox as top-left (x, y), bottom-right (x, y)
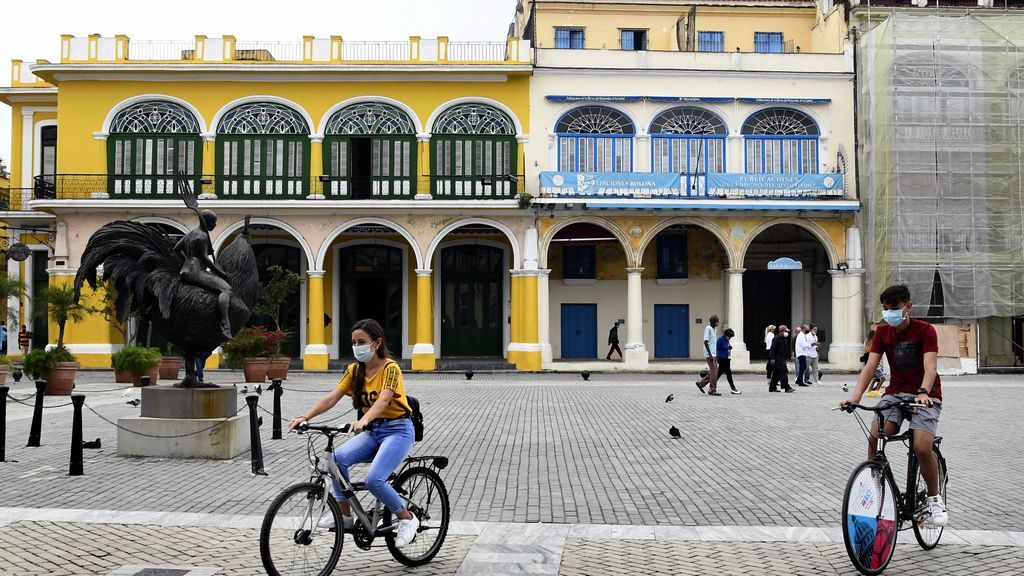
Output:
top-left (224, 326), bottom-right (271, 383)
top-left (95, 280), bottom-right (139, 383)
top-left (111, 346), bottom-right (161, 386)
top-left (158, 342), bottom-right (184, 380)
top-left (255, 265), bottom-right (302, 380)
top-left (28, 284), bottom-right (86, 395)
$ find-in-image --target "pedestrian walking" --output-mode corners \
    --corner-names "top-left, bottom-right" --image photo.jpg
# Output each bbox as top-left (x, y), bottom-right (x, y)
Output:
top-left (806, 324), bottom-right (820, 385)
top-left (717, 328), bottom-right (740, 394)
top-left (195, 356), bottom-right (205, 383)
top-left (763, 324), bottom-right (776, 388)
top-left (795, 324), bottom-right (812, 386)
top-left (769, 324), bottom-right (794, 393)
top-left (605, 320), bottom-right (622, 360)
top-left (0, 323), bottom-right (7, 356)
top-left (18, 325), bottom-right (32, 355)
top-left (696, 315), bottom-right (720, 396)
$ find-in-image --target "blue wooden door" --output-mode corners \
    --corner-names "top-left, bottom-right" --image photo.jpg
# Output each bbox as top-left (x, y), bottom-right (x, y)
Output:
top-left (561, 304), bottom-right (597, 359)
top-left (654, 304), bottom-right (689, 358)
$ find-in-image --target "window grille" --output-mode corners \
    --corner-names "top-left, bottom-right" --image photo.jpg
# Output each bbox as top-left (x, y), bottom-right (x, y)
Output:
top-left (698, 31), bottom-right (724, 53)
top-left (754, 32), bottom-right (784, 54)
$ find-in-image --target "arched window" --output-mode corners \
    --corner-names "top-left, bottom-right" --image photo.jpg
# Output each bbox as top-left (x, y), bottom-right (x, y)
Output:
top-left (650, 107), bottom-right (727, 196)
top-left (431, 103), bottom-right (518, 198)
top-left (323, 102), bottom-right (416, 199)
top-left (893, 54), bottom-right (972, 142)
top-left (108, 101), bottom-right (202, 197)
top-left (741, 108), bottom-right (819, 174)
top-left (556, 106), bottom-right (635, 172)
top-left (216, 102), bottom-right (310, 197)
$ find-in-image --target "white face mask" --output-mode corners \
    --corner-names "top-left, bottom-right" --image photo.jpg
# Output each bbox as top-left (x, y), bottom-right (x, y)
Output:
top-left (353, 343), bottom-right (375, 363)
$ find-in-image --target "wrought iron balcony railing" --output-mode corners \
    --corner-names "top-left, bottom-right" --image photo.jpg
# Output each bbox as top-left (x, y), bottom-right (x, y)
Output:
top-left (1, 187), bottom-right (36, 211)
top-left (33, 174), bottom-right (525, 202)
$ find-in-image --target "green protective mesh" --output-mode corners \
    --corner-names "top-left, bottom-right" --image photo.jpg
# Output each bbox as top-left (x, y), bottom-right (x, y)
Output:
top-left (858, 12), bottom-right (1024, 320)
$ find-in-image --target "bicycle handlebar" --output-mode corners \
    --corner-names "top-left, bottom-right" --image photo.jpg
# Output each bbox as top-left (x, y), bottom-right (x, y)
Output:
top-left (833, 400), bottom-right (929, 414)
top-left (295, 422), bottom-right (351, 435)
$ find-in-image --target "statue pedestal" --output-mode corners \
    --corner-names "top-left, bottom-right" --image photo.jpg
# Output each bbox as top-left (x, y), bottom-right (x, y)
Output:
top-left (116, 385), bottom-right (250, 460)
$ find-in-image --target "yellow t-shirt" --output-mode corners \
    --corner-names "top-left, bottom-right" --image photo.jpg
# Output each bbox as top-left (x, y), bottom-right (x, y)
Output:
top-left (336, 361), bottom-right (412, 420)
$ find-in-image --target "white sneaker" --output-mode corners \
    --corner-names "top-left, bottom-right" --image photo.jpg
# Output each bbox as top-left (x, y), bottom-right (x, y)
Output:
top-left (318, 511), bottom-right (355, 530)
top-left (731, 390), bottom-right (742, 395)
top-left (928, 496), bottom-right (948, 527)
top-left (395, 515), bottom-right (420, 547)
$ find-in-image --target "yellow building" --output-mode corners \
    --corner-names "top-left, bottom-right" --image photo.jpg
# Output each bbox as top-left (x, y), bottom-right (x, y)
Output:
top-left (1, 1), bottom-right (866, 372)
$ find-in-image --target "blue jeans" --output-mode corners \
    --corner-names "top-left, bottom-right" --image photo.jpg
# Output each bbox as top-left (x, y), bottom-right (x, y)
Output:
top-left (332, 418), bottom-right (415, 514)
top-left (195, 357), bottom-right (205, 381)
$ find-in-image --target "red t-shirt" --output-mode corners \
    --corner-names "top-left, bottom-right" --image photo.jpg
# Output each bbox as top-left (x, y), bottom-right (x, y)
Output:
top-left (870, 319), bottom-right (942, 400)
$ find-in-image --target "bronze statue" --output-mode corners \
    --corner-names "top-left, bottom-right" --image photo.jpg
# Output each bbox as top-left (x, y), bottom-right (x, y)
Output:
top-left (74, 174), bottom-right (260, 387)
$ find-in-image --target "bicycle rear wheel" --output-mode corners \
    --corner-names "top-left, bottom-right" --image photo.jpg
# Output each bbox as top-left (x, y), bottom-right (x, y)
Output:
top-left (842, 461), bottom-right (900, 576)
top-left (385, 466), bottom-right (451, 567)
top-left (913, 445), bottom-right (948, 550)
top-left (260, 482), bottom-right (343, 576)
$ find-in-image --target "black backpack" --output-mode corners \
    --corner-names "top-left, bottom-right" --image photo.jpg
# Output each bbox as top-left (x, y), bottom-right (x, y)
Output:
top-left (406, 396), bottom-right (424, 442)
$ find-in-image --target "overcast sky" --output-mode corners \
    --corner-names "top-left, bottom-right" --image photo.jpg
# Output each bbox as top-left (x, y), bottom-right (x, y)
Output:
top-left (0, 0), bottom-right (516, 171)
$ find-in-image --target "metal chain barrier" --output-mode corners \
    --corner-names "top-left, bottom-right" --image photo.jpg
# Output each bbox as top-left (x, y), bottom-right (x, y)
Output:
top-left (9, 395), bottom-right (74, 409)
top-left (83, 401), bottom-right (247, 439)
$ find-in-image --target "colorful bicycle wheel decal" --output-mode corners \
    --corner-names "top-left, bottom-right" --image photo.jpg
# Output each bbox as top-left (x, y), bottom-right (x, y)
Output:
top-left (846, 467), bottom-right (898, 570)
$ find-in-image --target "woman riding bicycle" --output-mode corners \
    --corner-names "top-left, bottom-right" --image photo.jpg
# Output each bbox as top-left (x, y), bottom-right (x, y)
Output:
top-left (288, 318), bottom-right (420, 547)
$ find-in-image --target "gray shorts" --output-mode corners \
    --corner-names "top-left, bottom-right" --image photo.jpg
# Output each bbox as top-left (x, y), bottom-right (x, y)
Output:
top-left (876, 392), bottom-right (942, 436)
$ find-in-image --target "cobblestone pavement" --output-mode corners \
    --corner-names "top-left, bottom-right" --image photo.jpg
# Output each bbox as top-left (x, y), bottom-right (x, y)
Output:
top-left (1, 371), bottom-right (1022, 574)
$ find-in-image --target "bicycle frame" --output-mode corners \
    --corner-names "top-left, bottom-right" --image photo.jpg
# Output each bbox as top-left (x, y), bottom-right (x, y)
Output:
top-left (310, 431), bottom-right (396, 538)
top-left (872, 428), bottom-right (921, 526)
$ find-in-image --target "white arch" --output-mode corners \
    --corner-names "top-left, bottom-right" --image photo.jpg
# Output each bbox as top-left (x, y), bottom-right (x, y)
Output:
top-left (316, 96), bottom-right (424, 137)
top-left (425, 218), bottom-right (522, 269)
top-left (212, 217), bottom-right (316, 268)
top-left (637, 217), bottom-right (738, 269)
top-left (551, 102), bottom-right (643, 135)
top-left (739, 218), bottom-right (841, 269)
top-left (132, 216), bottom-right (190, 234)
top-left (539, 215), bottom-right (634, 268)
top-left (210, 95), bottom-right (315, 135)
top-left (425, 97), bottom-right (525, 136)
top-left (316, 217), bottom-right (423, 270)
top-left (100, 94), bottom-right (208, 135)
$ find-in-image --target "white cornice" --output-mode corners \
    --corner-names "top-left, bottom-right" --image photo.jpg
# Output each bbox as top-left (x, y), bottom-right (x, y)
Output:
top-left (28, 198), bottom-right (521, 213)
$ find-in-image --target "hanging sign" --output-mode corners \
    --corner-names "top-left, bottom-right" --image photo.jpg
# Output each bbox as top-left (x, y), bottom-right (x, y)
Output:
top-left (546, 95), bottom-right (644, 102)
top-left (540, 171), bottom-right (681, 198)
top-left (706, 173), bottom-right (843, 193)
top-left (767, 257), bottom-right (803, 270)
top-left (738, 97), bottom-right (830, 104)
top-left (6, 243), bottom-right (30, 262)
top-left (647, 96), bottom-right (734, 103)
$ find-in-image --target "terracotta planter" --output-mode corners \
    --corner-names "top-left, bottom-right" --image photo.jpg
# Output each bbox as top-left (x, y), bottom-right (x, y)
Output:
top-left (0, 366), bottom-right (8, 386)
top-left (131, 366), bottom-right (160, 387)
top-left (242, 358), bottom-right (270, 383)
top-left (159, 356), bottom-right (183, 380)
top-left (45, 362), bottom-right (79, 396)
top-left (267, 358), bottom-right (290, 380)
top-left (114, 369), bottom-right (133, 384)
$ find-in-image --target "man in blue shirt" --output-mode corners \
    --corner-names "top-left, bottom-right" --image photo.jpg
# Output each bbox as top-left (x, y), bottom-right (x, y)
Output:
top-left (717, 328), bottom-right (740, 394)
top-left (696, 315), bottom-right (720, 396)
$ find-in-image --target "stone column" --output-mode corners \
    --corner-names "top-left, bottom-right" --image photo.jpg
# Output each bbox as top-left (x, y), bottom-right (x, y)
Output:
top-left (307, 135), bottom-right (325, 199)
top-left (303, 270), bottom-right (329, 370)
top-left (517, 270), bottom-right (542, 370)
top-left (412, 269), bottom-right (435, 371)
top-left (725, 268), bottom-right (749, 368)
top-left (828, 269), bottom-right (864, 369)
top-left (634, 133), bottom-right (651, 172)
top-left (507, 270), bottom-right (522, 365)
top-left (624, 267), bottom-right (648, 367)
top-left (415, 133), bottom-right (432, 199)
top-left (538, 269), bottom-right (552, 364)
top-left (20, 110), bottom-right (33, 189)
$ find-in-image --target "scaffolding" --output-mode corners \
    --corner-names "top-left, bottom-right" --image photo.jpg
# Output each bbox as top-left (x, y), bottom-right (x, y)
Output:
top-left (858, 12), bottom-right (1024, 328)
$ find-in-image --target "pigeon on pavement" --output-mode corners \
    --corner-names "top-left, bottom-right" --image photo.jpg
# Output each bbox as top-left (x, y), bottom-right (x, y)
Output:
top-left (669, 426), bottom-right (681, 439)
top-left (239, 386), bottom-right (248, 395)
top-left (665, 394), bottom-right (674, 403)
top-left (126, 399), bottom-right (141, 407)
top-left (256, 384), bottom-right (263, 395)
top-left (82, 438), bottom-right (102, 449)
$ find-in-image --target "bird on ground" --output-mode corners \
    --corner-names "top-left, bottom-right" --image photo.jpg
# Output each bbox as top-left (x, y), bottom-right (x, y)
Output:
top-left (669, 426), bottom-right (681, 439)
top-left (82, 438), bottom-right (102, 449)
top-left (581, 370), bottom-right (591, 381)
top-left (255, 384), bottom-right (262, 395)
top-left (665, 394), bottom-right (674, 403)
top-left (239, 386), bottom-right (248, 395)
top-left (465, 370), bottom-right (474, 380)
top-left (842, 384), bottom-right (849, 392)
top-left (121, 388), bottom-right (136, 397)
top-left (126, 399), bottom-right (141, 407)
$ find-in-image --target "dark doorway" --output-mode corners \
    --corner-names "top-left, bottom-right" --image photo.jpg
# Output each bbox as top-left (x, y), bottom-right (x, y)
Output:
top-left (351, 137), bottom-right (372, 200)
top-left (743, 270), bottom-right (792, 360)
top-left (440, 245), bottom-right (504, 357)
top-left (338, 244), bottom-right (403, 358)
top-left (30, 251), bottom-right (49, 350)
top-left (252, 243), bottom-right (303, 357)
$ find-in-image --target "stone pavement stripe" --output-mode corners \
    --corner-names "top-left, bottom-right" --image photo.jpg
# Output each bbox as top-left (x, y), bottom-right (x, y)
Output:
top-left (3, 507), bottom-right (1022, 548)
top-left (106, 566), bottom-right (219, 576)
top-left (456, 523), bottom-right (570, 575)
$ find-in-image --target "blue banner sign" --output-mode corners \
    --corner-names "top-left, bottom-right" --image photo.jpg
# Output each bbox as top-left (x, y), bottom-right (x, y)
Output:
top-left (738, 97), bottom-right (831, 104)
top-left (546, 95), bottom-right (644, 102)
top-left (647, 96), bottom-right (734, 103)
top-left (706, 173), bottom-right (843, 193)
top-left (540, 172), bottom-right (682, 198)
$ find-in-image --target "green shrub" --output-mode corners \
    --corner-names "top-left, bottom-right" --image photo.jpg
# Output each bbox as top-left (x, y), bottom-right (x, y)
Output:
top-left (23, 346), bottom-right (77, 380)
top-left (223, 327), bottom-right (269, 366)
top-left (0, 354), bottom-right (10, 367)
top-left (111, 346), bottom-right (161, 375)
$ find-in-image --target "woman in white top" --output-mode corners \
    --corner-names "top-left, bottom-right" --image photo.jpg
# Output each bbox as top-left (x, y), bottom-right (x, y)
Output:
top-left (764, 324), bottom-right (777, 387)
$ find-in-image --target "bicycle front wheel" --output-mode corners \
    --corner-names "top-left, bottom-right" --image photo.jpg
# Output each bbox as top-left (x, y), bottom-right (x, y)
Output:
top-left (842, 461), bottom-right (900, 576)
top-left (260, 482), bottom-right (343, 576)
top-left (385, 466), bottom-right (451, 567)
top-left (913, 445), bottom-right (948, 550)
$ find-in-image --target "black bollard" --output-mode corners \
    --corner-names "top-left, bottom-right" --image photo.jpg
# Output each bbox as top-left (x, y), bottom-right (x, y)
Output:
top-left (139, 375), bottom-right (151, 387)
top-left (69, 394), bottom-right (85, 476)
top-left (271, 379), bottom-right (283, 440)
top-left (245, 393), bottom-right (267, 476)
top-left (0, 386), bottom-right (8, 462)
top-left (26, 380), bottom-right (47, 447)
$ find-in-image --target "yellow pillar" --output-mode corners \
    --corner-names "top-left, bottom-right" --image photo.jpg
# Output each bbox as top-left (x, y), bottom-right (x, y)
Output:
top-left (201, 136), bottom-right (216, 195)
top-left (416, 135), bottom-right (431, 199)
top-left (309, 137), bottom-right (324, 198)
top-left (411, 269), bottom-right (435, 371)
top-left (304, 271), bottom-right (329, 370)
top-left (517, 271), bottom-right (541, 370)
top-left (507, 271), bottom-right (521, 365)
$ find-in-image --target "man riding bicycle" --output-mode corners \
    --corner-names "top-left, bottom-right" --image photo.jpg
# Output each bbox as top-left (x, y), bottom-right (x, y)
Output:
top-left (841, 284), bottom-right (948, 527)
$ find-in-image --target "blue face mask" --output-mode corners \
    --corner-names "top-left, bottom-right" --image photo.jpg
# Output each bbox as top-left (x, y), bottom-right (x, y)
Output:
top-left (353, 344), bottom-right (375, 363)
top-left (882, 307), bottom-right (905, 327)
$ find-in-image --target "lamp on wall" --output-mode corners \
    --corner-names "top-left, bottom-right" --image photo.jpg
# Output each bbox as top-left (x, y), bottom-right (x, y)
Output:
top-left (837, 261), bottom-right (849, 271)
